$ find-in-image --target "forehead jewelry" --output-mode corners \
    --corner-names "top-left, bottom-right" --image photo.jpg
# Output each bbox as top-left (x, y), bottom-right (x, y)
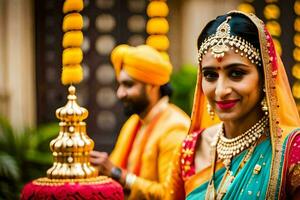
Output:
top-left (198, 16), bottom-right (261, 66)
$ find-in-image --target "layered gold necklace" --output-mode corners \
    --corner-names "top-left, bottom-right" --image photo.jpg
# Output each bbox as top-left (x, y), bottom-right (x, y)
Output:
top-left (205, 116), bottom-right (269, 200)
top-left (216, 116), bottom-right (269, 167)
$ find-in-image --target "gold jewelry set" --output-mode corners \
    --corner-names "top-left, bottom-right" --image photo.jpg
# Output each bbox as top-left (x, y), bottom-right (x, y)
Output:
top-left (206, 140), bottom-right (259, 200)
top-left (205, 116), bottom-right (269, 200)
top-left (216, 115), bottom-right (269, 168)
top-left (198, 16), bottom-right (261, 66)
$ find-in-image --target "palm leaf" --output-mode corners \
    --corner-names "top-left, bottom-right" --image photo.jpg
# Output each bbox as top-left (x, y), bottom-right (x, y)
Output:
top-left (25, 150), bottom-right (53, 165)
top-left (0, 116), bottom-right (15, 153)
top-left (0, 151), bottom-right (20, 181)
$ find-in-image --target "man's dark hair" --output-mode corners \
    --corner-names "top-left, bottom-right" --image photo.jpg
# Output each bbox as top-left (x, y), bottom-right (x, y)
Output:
top-left (159, 83), bottom-right (173, 98)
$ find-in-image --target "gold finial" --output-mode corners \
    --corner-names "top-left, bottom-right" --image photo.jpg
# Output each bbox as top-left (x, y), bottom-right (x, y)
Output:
top-left (56, 85), bottom-right (88, 122)
top-left (47, 85), bottom-right (97, 179)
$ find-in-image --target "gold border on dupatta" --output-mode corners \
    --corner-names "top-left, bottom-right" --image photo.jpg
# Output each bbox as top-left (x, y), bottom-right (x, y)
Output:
top-left (228, 11), bottom-right (283, 199)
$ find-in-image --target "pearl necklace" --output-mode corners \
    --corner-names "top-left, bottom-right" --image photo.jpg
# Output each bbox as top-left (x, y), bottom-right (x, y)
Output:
top-left (216, 116), bottom-right (269, 167)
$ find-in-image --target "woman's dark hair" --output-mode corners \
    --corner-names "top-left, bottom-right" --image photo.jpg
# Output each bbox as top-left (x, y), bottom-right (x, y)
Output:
top-left (160, 83), bottom-right (173, 98)
top-left (197, 12), bottom-right (260, 50)
top-left (197, 12), bottom-right (263, 76)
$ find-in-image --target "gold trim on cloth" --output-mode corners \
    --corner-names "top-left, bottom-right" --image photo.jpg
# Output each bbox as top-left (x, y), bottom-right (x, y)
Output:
top-left (33, 176), bottom-right (111, 186)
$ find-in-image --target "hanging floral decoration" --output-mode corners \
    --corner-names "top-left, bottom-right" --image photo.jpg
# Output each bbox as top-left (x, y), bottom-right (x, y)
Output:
top-left (292, 0), bottom-right (300, 109)
top-left (146, 0), bottom-right (170, 61)
top-left (61, 0), bottom-right (84, 85)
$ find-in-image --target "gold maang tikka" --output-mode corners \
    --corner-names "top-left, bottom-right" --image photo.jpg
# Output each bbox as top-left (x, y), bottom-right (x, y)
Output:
top-left (198, 16), bottom-right (261, 65)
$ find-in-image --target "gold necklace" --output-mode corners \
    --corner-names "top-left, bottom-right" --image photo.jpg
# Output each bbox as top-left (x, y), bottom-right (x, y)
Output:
top-left (216, 142), bottom-right (257, 199)
top-left (216, 116), bottom-right (268, 167)
top-left (205, 136), bottom-right (262, 200)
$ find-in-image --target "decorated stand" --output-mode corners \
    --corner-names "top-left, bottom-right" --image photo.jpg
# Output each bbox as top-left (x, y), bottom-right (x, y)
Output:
top-left (21, 0), bottom-right (123, 199)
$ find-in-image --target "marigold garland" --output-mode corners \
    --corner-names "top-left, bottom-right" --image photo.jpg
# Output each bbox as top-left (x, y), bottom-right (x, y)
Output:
top-left (293, 0), bottom-right (300, 103)
top-left (61, 0), bottom-right (84, 85)
top-left (147, 1), bottom-right (169, 18)
top-left (146, 35), bottom-right (169, 51)
top-left (237, 3), bottom-right (255, 14)
top-left (63, 13), bottom-right (83, 32)
top-left (292, 63), bottom-right (300, 79)
top-left (61, 65), bottom-right (83, 85)
top-left (146, 0), bottom-right (170, 61)
top-left (294, 33), bottom-right (300, 47)
top-left (62, 48), bottom-right (83, 66)
top-left (293, 81), bottom-right (300, 99)
top-left (63, 31), bottom-right (83, 48)
top-left (146, 18), bottom-right (169, 34)
top-left (265, 21), bottom-right (281, 37)
top-left (63, 0), bottom-right (83, 13)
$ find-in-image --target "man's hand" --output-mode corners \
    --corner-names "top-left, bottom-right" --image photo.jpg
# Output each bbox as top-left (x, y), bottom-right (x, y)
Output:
top-left (89, 151), bottom-right (114, 176)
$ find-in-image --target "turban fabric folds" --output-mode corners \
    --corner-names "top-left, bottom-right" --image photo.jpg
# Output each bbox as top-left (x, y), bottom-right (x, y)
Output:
top-left (111, 45), bottom-right (172, 86)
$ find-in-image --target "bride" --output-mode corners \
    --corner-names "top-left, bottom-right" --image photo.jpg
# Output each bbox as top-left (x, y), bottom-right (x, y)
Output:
top-left (167, 11), bottom-right (300, 200)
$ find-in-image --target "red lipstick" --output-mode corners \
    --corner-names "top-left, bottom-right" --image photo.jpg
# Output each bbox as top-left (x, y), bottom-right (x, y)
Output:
top-left (216, 100), bottom-right (239, 110)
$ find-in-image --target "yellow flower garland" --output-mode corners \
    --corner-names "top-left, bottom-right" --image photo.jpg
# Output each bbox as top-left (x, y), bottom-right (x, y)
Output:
top-left (62, 65), bottom-right (83, 85)
top-left (146, 0), bottom-right (170, 60)
top-left (146, 35), bottom-right (169, 51)
top-left (63, 13), bottom-right (83, 32)
top-left (263, 4), bottom-right (280, 19)
top-left (62, 48), bottom-right (83, 66)
top-left (266, 21), bottom-right (281, 37)
top-left (237, 3), bottom-right (255, 14)
top-left (61, 0), bottom-right (84, 85)
top-left (147, 1), bottom-right (169, 17)
top-left (63, 0), bottom-right (83, 13)
top-left (63, 31), bottom-right (83, 48)
top-left (292, 63), bottom-right (300, 79)
top-left (146, 18), bottom-right (169, 34)
top-left (293, 81), bottom-right (300, 99)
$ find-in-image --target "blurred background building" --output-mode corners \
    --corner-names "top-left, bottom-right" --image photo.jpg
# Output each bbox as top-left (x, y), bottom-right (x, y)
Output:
top-left (0, 0), bottom-right (299, 153)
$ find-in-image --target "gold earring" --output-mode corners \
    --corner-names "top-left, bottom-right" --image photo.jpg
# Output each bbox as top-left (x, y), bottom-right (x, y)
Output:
top-left (261, 96), bottom-right (269, 116)
top-left (207, 103), bottom-right (215, 120)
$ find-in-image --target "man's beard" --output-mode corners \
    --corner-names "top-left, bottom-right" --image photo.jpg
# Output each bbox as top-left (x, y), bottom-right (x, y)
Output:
top-left (122, 89), bottom-right (150, 117)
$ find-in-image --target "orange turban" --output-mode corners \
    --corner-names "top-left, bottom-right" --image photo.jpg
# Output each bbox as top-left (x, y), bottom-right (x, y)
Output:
top-left (111, 44), bottom-right (172, 85)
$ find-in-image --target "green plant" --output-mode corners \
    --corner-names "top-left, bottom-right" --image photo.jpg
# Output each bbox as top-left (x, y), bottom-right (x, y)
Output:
top-left (170, 64), bottom-right (198, 115)
top-left (0, 116), bottom-right (59, 199)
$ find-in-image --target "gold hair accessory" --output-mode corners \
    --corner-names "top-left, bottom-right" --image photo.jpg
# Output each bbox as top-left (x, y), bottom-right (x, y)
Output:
top-left (198, 16), bottom-right (261, 66)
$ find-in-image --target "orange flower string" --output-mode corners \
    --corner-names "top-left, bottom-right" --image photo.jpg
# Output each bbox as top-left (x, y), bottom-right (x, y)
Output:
top-left (146, 0), bottom-right (170, 61)
top-left (61, 0), bottom-right (84, 85)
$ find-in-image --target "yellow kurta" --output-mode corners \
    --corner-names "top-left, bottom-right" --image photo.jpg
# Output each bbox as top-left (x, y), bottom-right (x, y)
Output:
top-left (110, 97), bottom-right (190, 199)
